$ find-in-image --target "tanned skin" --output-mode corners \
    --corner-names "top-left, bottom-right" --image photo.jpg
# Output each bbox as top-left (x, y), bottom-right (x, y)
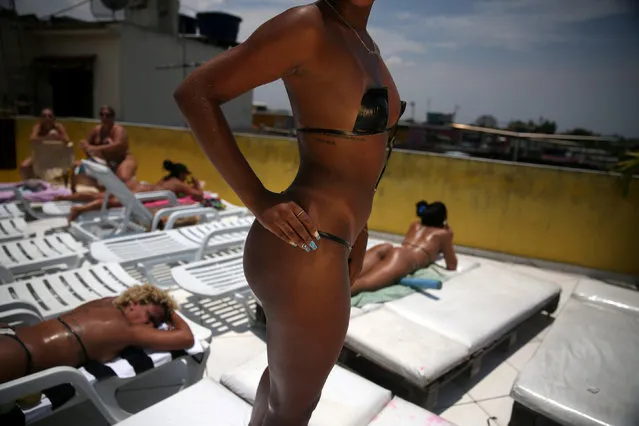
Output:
top-left (0, 298), bottom-right (193, 385)
top-left (174, 1), bottom-right (400, 425)
top-left (352, 221), bottom-right (457, 295)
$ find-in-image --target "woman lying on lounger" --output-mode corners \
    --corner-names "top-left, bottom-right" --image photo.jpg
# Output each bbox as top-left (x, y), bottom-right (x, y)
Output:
top-left (0, 284), bottom-right (194, 385)
top-left (55, 160), bottom-right (204, 222)
top-left (350, 201), bottom-right (457, 295)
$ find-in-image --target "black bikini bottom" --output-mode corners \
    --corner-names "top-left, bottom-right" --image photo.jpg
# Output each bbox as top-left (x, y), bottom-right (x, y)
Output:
top-left (318, 231), bottom-right (352, 251)
top-left (57, 318), bottom-right (90, 365)
top-left (0, 325), bottom-right (33, 376)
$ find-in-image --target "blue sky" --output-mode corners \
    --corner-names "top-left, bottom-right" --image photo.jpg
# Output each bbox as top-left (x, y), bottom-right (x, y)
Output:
top-left (12, 0), bottom-right (639, 136)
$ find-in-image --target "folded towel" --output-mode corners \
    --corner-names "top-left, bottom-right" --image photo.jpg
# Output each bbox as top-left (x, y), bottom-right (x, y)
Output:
top-left (351, 285), bottom-right (416, 308)
top-left (350, 264), bottom-right (452, 308)
top-left (8, 324), bottom-right (207, 425)
top-left (0, 181), bottom-right (70, 203)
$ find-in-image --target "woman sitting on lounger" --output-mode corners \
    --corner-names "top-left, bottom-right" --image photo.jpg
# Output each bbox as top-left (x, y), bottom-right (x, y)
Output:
top-left (350, 201), bottom-right (457, 295)
top-left (0, 284), bottom-right (194, 385)
top-left (56, 160), bottom-right (204, 222)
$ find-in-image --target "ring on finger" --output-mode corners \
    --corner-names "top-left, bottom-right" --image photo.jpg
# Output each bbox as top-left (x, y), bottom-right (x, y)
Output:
top-left (295, 210), bottom-right (304, 217)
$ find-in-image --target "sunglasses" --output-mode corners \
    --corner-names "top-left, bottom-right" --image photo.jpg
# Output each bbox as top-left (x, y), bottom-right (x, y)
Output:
top-left (100, 112), bottom-right (114, 117)
top-left (41, 114), bottom-right (53, 119)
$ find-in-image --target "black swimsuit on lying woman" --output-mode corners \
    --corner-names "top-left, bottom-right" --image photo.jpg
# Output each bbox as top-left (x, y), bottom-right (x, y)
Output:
top-left (296, 87), bottom-right (407, 251)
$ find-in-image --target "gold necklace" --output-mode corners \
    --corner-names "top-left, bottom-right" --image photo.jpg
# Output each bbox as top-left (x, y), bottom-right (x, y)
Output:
top-left (323, 0), bottom-right (379, 56)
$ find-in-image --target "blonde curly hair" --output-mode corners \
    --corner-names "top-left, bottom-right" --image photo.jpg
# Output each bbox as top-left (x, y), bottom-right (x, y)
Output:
top-left (113, 284), bottom-right (178, 321)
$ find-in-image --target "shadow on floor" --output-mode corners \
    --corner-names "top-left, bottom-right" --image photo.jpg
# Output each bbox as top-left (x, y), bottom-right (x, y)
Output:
top-left (180, 292), bottom-right (257, 336)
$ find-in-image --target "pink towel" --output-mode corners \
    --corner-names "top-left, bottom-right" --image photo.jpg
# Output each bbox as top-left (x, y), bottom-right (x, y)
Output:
top-left (143, 196), bottom-right (200, 208)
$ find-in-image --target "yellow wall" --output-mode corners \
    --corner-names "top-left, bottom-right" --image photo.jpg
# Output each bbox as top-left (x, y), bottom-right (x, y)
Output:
top-left (6, 117), bottom-right (639, 275)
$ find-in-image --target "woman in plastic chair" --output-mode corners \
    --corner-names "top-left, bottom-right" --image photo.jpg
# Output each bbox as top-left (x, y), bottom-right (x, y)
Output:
top-left (56, 160), bottom-right (205, 222)
top-left (350, 201), bottom-right (458, 295)
top-left (20, 108), bottom-right (71, 180)
top-left (174, 1), bottom-right (405, 425)
top-left (0, 284), bottom-right (194, 385)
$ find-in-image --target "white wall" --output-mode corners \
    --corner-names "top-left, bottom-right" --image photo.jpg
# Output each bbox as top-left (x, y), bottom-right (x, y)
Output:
top-left (118, 24), bottom-right (253, 129)
top-left (30, 28), bottom-right (121, 116)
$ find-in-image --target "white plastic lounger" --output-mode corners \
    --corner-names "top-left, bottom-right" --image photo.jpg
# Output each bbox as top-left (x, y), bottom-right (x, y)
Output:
top-left (0, 233), bottom-right (87, 283)
top-left (510, 281), bottom-right (639, 426)
top-left (116, 379), bottom-right (253, 426)
top-left (220, 350), bottom-right (389, 426)
top-left (0, 217), bottom-right (32, 242)
top-left (347, 308), bottom-right (469, 389)
top-left (116, 378), bottom-right (456, 426)
top-left (384, 264), bottom-right (560, 352)
top-left (90, 217), bottom-right (254, 271)
top-left (220, 351), bottom-right (382, 426)
top-left (66, 160), bottom-right (220, 242)
top-left (0, 303), bottom-right (212, 425)
top-left (572, 277), bottom-right (639, 315)
top-left (0, 201), bottom-right (24, 219)
top-left (172, 251), bottom-right (247, 298)
top-left (220, 349), bottom-right (456, 426)
top-left (344, 263), bottom-right (560, 405)
top-left (0, 262), bottom-right (140, 319)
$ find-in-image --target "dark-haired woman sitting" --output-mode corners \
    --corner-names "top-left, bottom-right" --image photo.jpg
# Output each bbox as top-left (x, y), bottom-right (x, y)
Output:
top-left (350, 201), bottom-right (457, 295)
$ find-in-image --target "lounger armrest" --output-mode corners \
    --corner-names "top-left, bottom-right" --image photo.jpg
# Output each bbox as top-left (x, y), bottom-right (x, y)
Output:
top-left (161, 207), bottom-right (219, 231)
top-left (0, 300), bottom-right (43, 325)
top-left (11, 189), bottom-right (47, 219)
top-left (0, 367), bottom-right (119, 424)
top-left (194, 223), bottom-right (250, 261)
top-left (134, 190), bottom-right (179, 206)
top-left (150, 205), bottom-right (213, 231)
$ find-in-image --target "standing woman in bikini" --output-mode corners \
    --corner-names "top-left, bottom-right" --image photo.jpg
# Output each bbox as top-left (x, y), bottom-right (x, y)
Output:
top-left (174, 1), bottom-right (405, 424)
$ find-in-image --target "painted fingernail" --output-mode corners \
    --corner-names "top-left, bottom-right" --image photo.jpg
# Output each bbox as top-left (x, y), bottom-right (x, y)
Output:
top-left (290, 241), bottom-right (297, 247)
top-left (314, 232), bottom-right (321, 240)
top-left (302, 244), bottom-right (310, 252)
top-left (310, 241), bottom-right (317, 250)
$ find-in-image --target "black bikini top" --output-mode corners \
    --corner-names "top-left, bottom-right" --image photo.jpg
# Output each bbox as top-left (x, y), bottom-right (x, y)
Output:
top-left (296, 87), bottom-right (407, 191)
top-left (296, 87), bottom-right (405, 137)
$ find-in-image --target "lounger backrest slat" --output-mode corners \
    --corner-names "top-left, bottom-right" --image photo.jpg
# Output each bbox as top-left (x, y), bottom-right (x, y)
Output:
top-left (0, 203), bottom-right (24, 219)
top-left (81, 160), bottom-right (154, 226)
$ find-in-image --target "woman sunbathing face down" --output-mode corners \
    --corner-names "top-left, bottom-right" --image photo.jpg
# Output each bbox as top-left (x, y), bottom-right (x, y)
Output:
top-left (0, 284), bottom-right (195, 385)
top-left (350, 201), bottom-right (458, 295)
top-left (55, 160), bottom-right (205, 222)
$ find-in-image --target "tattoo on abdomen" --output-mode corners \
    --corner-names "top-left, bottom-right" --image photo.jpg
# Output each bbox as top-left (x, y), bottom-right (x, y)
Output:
top-left (314, 135), bottom-right (366, 145)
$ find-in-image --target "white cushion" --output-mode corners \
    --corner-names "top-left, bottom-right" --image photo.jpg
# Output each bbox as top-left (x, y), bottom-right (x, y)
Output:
top-left (220, 351), bottom-right (391, 426)
top-left (386, 264), bottom-right (560, 351)
top-left (573, 278), bottom-right (639, 315)
top-left (370, 397), bottom-right (456, 425)
top-left (512, 299), bottom-right (639, 426)
top-left (117, 379), bottom-right (252, 426)
top-left (346, 308), bottom-right (468, 387)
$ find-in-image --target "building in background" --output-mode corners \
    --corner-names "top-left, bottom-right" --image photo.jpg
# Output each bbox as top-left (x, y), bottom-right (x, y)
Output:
top-left (0, 0), bottom-right (252, 129)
